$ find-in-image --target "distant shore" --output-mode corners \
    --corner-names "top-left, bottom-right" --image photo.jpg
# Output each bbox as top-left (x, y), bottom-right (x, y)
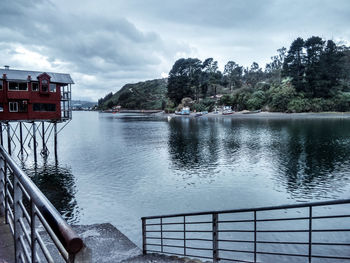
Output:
top-left (99, 110), bottom-right (350, 119)
top-left (163, 111), bottom-right (350, 119)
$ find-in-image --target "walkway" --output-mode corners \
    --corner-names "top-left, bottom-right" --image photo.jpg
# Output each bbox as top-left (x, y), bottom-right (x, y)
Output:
top-left (0, 217), bottom-right (14, 263)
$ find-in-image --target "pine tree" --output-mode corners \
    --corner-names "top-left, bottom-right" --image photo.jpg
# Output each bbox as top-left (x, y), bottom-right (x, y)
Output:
top-left (282, 37), bottom-right (305, 92)
top-left (304, 36), bottom-right (325, 96)
top-left (167, 58), bottom-right (202, 104)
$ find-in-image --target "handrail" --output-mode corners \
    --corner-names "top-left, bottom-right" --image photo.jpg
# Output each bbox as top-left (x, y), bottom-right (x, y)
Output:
top-left (142, 198), bottom-right (350, 263)
top-left (142, 198), bottom-right (350, 219)
top-left (0, 145), bottom-right (84, 262)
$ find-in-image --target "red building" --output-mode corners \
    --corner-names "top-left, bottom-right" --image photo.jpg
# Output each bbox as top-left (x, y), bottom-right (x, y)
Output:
top-left (0, 66), bottom-right (73, 122)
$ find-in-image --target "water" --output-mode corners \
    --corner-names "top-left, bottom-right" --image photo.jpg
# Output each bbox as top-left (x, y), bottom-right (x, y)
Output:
top-left (20, 112), bottom-right (350, 247)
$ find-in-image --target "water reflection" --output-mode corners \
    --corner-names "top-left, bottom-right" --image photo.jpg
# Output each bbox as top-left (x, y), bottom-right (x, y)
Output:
top-left (22, 162), bottom-right (80, 223)
top-left (167, 117), bottom-right (350, 199)
top-left (168, 118), bottom-right (220, 178)
top-left (273, 119), bottom-right (350, 199)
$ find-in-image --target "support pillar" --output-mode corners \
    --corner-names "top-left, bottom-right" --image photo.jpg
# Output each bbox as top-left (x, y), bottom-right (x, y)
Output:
top-left (41, 121), bottom-right (47, 156)
top-left (33, 122), bottom-right (37, 163)
top-left (19, 122), bottom-right (23, 155)
top-left (54, 122), bottom-right (58, 163)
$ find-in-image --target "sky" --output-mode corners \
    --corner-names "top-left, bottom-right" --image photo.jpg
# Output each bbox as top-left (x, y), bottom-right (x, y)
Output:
top-left (0, 0), bottom-right (349, 101)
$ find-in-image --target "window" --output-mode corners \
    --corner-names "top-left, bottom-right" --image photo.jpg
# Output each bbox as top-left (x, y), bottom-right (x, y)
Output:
top-left (0, 103), bottom-right (3, 112)
top-left (9, 82), bottom-right (28, 91)
top-left (9, 102), bottom-right (18, 112)
top-left (8, 101), bottom-right (27, 112)
top-left (19, 101), bottom-right (28, 112)
top-left (42, 79), bottom-right (48, 92)
top-left (33, 103), bottom-right (56, 112)
top-left (32, 82), bottom-right (39, 91)
top-left (49, 83), bottom-right (56, 92)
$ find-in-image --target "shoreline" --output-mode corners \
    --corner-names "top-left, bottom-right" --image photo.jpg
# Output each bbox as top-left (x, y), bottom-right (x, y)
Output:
top-left (97, 110), bottom-right (350, 119)
top-left (163, 111), bottom-right (350, 119)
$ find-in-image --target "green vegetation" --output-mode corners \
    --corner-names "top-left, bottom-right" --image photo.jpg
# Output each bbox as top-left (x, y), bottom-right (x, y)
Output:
top-left (98, 79), bottom-right (167, 110)
top-left (99, 36), bottom-right (350, 112)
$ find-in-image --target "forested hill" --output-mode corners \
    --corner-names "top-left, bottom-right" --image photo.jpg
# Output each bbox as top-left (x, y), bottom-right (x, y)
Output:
top-left (98, 78), bottom-right (168, 110)
top-left (99, 36), bottom-right (350, 112)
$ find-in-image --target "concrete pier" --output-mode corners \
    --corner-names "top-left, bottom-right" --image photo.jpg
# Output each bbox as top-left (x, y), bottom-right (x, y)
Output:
top-left (0, 220), bottom-right (204, 263)
top-left (71, 223), bottom-right (204, 263)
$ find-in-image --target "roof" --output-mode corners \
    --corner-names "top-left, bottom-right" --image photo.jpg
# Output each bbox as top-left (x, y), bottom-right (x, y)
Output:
top-left (0, 68), bottom-right (74, 84)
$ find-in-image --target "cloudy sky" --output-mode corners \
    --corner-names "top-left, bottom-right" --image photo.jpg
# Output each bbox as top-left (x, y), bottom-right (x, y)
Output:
top-left (1, 0), bottom-right (349, 101)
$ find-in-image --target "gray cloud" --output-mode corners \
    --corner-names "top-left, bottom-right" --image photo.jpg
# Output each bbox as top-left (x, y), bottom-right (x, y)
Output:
top-left (0, 0), bottom-right (189, 100)
top-left (0, 0), bottom-right (349, 101)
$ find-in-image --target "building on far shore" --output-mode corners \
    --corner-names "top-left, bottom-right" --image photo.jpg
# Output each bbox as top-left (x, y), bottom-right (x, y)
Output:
top-left (0, 66), bottom-right (73, 122)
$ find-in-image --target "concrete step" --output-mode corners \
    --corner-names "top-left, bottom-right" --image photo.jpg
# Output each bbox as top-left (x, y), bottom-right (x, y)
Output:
top-left (72, 223), bottom-right (208, 263)
top-left (121, 253), bottom-right (208, 263)
top-left (72, 223), bottom-right (141, 263)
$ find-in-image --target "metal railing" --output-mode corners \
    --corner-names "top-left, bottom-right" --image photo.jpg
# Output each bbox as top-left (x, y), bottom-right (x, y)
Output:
top-left (0, 145), bottom-right (84, 262)
top-left (142, 199), bottom-right (350, 263)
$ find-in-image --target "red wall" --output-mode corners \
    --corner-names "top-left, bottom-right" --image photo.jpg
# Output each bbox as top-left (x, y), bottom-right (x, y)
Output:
top-left (0, 77), bottom-right (62, 121)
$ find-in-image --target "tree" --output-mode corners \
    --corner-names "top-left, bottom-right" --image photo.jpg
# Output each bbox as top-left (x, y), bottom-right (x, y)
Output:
top-left (282, 36), bottom-right (349, 99)
top-left (98, 92), bottom-right (114, 109)
top-left (223, 61), bottom-right (243, 90)
top-left (265, 47), bottom-right (286, 83)
top-left (107, 100), bottom-right (114, 109)
top-left (341, 48), bottom-right (350, 90)
top-left (201, 58), bottom-right (222, 98)
top-left (202, 58), bottom-right (218, 73)
top-left (167, 58), bottom-right (202, 104)
top-left (318, 40), bottom-right (344, 97)
top-left (304, 36), bottom-right (325, 96)
top-left (282, 37), bottom-right (306, 92)
top-left (243, 62), bottom-right (264, 88)
top-left (268, 78), bottom-right (297, 112)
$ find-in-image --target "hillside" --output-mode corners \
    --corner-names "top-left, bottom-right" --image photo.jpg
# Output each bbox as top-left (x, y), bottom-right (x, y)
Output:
top-left (98, 78), bottom-right (168, 110)
top-left (71, 100), bottom-right (97, 109)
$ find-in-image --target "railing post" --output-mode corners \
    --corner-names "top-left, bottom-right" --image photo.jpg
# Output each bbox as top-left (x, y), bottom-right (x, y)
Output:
top-left (254, 211), bottom-right (257, 263)
top-left (31, 201), bottom-right (37, 263)
top-left (4, 159), bottom-right (8, 224)
top-left (14, 176), bottom-right (24, 262)
top-left (160, 218), bottom-right (163, 253)
top-left (183, 216), bottom-right (186, 256)
top-left (212, 213), bottom-right (218, 263)
top-left (142, 218), bottom-right (147, 255)
top-left (308, 206), bottom-right (312, 263)
top-left (0, 156), bottom-right (4, 215)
